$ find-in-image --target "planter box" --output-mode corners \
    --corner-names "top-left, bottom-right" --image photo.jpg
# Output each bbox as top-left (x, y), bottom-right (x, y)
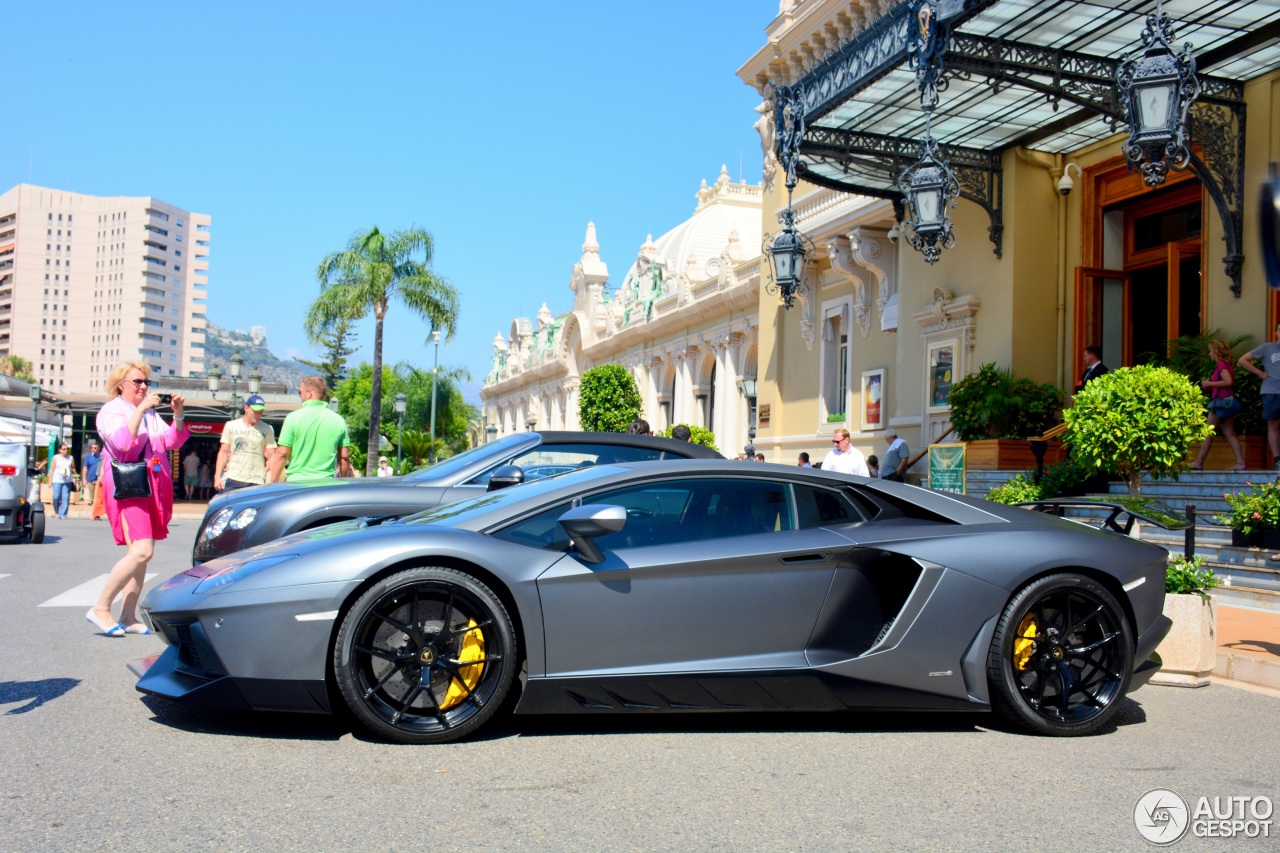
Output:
top-left (965, 439), bottom-right (1066, 471)
top-left (1151, 593), bottom-right (1217, 688)
top-left (1229, 528), bottom-right (1280, 549)
top-left (39, 483), bottom-right (51, 504)
top-left (1187, 434), bottom-right (1267, 469)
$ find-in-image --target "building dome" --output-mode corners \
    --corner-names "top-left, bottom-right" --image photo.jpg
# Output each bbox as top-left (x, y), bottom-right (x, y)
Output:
top-left (620, 165), bottom-right (762, 294)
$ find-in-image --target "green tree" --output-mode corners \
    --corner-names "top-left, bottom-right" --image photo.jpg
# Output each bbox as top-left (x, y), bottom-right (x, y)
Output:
top-left (1064, 365), bottom-right (1214, 495)
top-left (659, 424), bottom-right (718, 451)
top-left (307, 226), bottom-right (458, 475)
top-left (0, 354), bottom-right (35, 382)
top-left (297, 316), bottom-right (358, 389)
top-left (578, 364), bottom-right (643, 432)
top-left (947, 363), bottom-right (1061, 440)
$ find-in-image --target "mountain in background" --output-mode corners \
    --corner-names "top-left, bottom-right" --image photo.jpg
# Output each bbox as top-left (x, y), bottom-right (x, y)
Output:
top-left (203, 321), bottom-right (310, 392)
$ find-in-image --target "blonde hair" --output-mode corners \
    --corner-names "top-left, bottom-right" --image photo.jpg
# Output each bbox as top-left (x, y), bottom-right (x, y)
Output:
top-left (833, 427), bottom-right (851, 441)
top-left (105, 362), bottom-right (151, 399)
top-left (300, 375), bottom-right (328, 398)
top-left (1208, 339), bottom-right (1233, 362)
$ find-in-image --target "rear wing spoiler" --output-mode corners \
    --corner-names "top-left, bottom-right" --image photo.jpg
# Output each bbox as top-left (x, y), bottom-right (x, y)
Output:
top-left (1015, 497), bottom-right (1191, 535)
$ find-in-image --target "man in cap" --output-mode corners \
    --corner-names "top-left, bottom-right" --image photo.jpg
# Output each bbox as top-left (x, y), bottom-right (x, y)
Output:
top-left (215, 394), bottom-right (278, 493)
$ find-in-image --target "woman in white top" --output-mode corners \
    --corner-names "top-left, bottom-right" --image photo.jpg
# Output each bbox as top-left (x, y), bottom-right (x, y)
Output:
top-left (50, 444), bottom-right (77, 519)
top-left (376, 456), bottom-right (393, 477)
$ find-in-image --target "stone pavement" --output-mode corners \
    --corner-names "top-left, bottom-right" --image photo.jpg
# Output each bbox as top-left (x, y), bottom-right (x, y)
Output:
top-left (1215, 603), bottom-right (1280, 691)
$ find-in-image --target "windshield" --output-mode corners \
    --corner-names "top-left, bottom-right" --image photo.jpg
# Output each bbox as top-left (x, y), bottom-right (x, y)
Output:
top-left (401, 464), bottom-right (622, 528)
top-left (403, 434), bottom-right (533, 482)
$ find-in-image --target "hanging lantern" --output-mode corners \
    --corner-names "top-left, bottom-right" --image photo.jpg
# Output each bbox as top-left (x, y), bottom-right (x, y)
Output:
top-left (1116, 0), bottom-right (1200, 187)
top-left (763, 206), bottom-right (815, 309)
top-left (898, 134), bottom-right (959, 264)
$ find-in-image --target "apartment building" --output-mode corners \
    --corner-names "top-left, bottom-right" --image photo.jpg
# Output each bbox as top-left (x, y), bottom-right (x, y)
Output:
top-left (0, 183), bottom-right (209, 394)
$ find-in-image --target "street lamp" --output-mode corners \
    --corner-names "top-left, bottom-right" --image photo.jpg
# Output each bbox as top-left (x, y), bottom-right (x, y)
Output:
top-left (1116, 0), bottom-right (1200, 187)
top-left (394, 392), bottom-right (407, 474)
top-left (28, 382), bottom-right (40, 471)
top-left (486, 423), bottom-right (497, 444)
top-left (737, 377), bottom-right (757, 459)
top-left (429, 330), bottom-right (441, 465)
top-left (207, 354), bottom-right (261, 413)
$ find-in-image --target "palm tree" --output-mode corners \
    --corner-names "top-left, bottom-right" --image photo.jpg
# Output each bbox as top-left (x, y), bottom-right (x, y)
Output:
top-left (0, 354), bottom-right (35, 382)
top-left (307, 226), bottom-right (458, 475)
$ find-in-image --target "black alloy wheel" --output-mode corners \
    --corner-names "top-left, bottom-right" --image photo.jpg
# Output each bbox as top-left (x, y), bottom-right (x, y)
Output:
top-left (334, 566), bottom-right (518, 744)
top-left (28, 510), bottom-right (45, 544)
top-left (987, 573), bottom-right (1134, 736)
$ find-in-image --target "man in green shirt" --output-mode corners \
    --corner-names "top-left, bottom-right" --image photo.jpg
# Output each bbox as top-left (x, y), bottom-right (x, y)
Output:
top-left (268, 377), bottom-right (353, 483)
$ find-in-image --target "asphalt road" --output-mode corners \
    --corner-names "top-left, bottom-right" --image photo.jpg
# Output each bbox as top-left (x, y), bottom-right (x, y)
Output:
top-left (1, 519), bottom-right (1277, 852)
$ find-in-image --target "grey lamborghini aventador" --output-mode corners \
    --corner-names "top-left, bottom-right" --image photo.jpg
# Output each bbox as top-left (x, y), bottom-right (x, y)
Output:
top-left (134, 460), bottom-right (1172, 743)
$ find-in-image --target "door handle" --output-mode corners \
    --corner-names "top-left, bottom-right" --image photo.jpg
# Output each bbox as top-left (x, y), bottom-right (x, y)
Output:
top-left (780, 552), bottom-right (830, 564)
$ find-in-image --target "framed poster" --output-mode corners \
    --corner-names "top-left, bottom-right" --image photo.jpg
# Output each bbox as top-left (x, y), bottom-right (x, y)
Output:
top-left (927, 340), bottom-right (957, 412)
top-left (861, 368), bottom-right (885, 431)
top-left (928, 443), bottom-right (966, 494)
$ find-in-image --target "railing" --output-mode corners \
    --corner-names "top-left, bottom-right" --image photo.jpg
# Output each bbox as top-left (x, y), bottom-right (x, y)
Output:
top-left (907, 425), bottom-right (953, 471)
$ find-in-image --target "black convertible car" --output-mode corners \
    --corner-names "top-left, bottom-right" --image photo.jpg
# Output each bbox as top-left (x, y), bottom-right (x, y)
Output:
top-left (136, 460), bottom-right (1171, 743)
top-left (193, 431), bottom-right (719, 563)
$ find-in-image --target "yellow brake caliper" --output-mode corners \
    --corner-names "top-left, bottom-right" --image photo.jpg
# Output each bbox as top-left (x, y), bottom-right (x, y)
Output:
top-left (1013, 614), bottom-right (1037, 671)
top-left (439, 619), bottom-right (485, 711)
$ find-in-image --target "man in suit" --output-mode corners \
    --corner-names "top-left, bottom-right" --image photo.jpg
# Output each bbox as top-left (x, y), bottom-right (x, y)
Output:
top-left (1074, 345), bottom-right (1109, 394)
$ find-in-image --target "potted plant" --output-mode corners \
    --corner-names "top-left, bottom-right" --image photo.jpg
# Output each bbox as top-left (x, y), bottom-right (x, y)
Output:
top-left (948, 363), bottom-right (1064, 470)
top-left (1151, 555), bottom-right (1220, 688)
top-left (1066, 365), bottom-right (1214, 495)
top-left (1219, 480), bottom-right (1280, 548)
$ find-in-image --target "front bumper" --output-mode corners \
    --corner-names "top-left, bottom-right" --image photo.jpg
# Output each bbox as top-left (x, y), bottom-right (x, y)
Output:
top-left (130, 648), bottom-right (331, 712)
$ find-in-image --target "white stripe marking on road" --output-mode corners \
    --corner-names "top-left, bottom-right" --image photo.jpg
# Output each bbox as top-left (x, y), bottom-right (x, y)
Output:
top-left (0, 574), bottom-right (9, 581)
top-left (39, 573), bottom-right (159, 607)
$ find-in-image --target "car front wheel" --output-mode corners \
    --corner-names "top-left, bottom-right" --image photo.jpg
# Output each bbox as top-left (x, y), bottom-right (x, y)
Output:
top-left (334, 566), bottom-right (518, 744)
top-left (987, 573), bottom-right (1134, 736)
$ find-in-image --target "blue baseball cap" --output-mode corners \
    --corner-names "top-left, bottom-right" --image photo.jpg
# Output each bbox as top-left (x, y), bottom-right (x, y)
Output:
top-left (245, 395), bottom-right (267, 411)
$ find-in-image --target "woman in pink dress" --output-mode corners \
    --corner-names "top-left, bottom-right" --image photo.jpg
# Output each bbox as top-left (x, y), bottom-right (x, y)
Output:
top-left (86, 363), bottom-right (189, 637)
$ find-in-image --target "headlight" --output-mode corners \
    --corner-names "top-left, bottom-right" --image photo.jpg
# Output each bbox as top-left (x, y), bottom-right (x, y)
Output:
top-left (229, 508), bottom-right (257, 530)
top-left (195, 554), bottom-right (298, 593)
top-left (203, 508), bottom-right (234, 540)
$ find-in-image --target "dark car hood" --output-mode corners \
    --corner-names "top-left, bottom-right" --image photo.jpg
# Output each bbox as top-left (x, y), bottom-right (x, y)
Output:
top-left (207, 477), bottom-right (397, 510)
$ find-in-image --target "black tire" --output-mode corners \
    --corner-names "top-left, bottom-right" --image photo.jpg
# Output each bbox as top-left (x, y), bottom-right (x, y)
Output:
top-left (28, 511), bottom-right (45, 544)
top-left (334, 566), bottom-right (518, 744)
top-left (987, 573), bottom-right (1133, 736)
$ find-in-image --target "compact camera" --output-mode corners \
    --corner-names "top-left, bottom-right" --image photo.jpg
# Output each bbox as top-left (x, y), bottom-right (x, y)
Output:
top-left (159, 393), bottom-right (173, 405)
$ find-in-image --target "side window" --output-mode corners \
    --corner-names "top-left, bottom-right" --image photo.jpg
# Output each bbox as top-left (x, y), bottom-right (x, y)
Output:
top-left (793, 483), bottom-right (866, 528)
top-left (467, 442), bottom-right (664, 486)
top-left (592, 477), bottom-right (793, 550)
top-left (490, 502), bottom-right (574, 550)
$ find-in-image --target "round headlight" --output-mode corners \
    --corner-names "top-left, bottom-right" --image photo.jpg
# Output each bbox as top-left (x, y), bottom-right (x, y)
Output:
top-left (229, 508), bottom-right (257, 530)
top-left (204, 508), bottom-right (234, 540)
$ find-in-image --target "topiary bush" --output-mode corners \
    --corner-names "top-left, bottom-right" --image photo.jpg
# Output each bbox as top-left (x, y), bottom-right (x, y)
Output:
top-left (577, 364), bottom-right (643, 432)
top-left (1064, 365), bottom-right (1214, 495)
top-left (659, 424), bottom-right (718, 452)
top-left (947, 363), bottom-right (1062, 441)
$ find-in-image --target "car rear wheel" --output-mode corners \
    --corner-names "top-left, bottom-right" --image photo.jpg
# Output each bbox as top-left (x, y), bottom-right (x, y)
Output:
top-left (987, 573), bottom-right (1133, 736)
top-left (28, 510), bottom-right (44, 544)
top-left (334, 566), bottom-right (518, 744)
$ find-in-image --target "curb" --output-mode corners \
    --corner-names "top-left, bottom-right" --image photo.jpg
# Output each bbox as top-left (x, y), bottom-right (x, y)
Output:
top-left (1214, 649), bottom-right (1280, 691)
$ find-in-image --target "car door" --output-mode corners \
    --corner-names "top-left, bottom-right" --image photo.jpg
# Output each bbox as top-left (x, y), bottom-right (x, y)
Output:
top-left (531, 476), bottom-right (853, 677)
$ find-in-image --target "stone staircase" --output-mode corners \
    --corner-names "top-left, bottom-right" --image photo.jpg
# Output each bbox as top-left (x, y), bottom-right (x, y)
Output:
top-left (963, 468), bottom-right (1280, 614)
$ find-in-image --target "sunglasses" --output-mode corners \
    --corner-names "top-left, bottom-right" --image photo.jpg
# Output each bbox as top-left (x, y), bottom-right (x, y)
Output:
top-left (127, 378), bottom-right (153, 387)
top-left (832, 437), bottom-right (847, 443)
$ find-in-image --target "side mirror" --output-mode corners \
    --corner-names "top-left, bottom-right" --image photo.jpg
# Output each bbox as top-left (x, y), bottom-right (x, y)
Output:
top-left (487, 464), bottom-right (526, 492)
top-left (558, 504), bottom-right (626, 564)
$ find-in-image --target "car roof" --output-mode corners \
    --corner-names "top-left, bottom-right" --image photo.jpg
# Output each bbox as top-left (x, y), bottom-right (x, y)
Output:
top-left (532, 431), bottom-right (722, 459)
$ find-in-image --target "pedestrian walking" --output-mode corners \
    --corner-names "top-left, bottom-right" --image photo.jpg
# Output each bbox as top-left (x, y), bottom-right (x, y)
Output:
top-left (797, 452), bottom-right (811, 467)
top-left (81, 440), bottom-right (102, 511)
top-left (215, 395), bottom-right (277, 493)
top-left (1240, 323), bottom-right (1280, 472)
top-left (822, 427), bottom-right (869, 476)
top-left (1192, 339), bottom-right (1246, 471)
top-left (87, 362), bottom-right (188, 637)
top-left (626, 419), bottom-right (652, 435)
top-left (268, 376), bottom-right (353, 483)
top-left (181, 448), bottom-right (200, 500)
top-left (866, 454), bottom-right (880, 478)
top-left (50, 444), bottom-right (76, 519)
top-left (881, 430), bottom-right (910, 482)
top-left (671, 424), bottom-right (692, 442)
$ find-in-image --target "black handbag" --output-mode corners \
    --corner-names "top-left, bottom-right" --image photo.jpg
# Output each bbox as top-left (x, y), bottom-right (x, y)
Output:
top-left (111, 458), bottom-right (153, 501)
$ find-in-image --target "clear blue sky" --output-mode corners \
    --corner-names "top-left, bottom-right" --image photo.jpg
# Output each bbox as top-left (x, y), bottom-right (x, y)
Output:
top-left (6, 1), bottom-right (779, 402)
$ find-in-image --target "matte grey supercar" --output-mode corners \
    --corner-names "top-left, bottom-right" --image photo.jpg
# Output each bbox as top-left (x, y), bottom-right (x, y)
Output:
top-left (134, 460), bottom-right (1171, 743)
